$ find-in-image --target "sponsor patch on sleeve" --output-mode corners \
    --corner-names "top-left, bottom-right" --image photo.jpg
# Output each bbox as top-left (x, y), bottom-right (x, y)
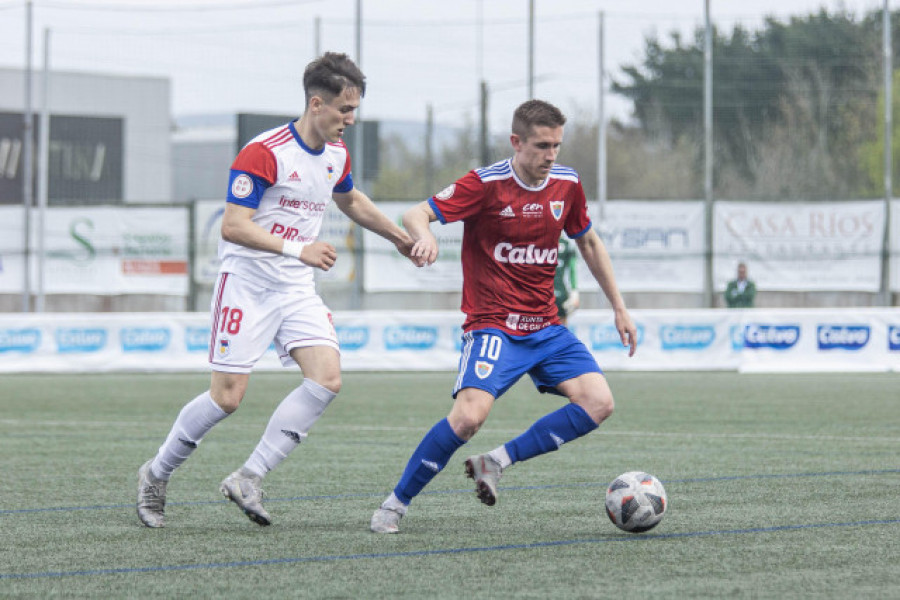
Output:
top-left (435, 184), bottom-right (456, 200)
top-left (231, 174), bottom-right (253, 198)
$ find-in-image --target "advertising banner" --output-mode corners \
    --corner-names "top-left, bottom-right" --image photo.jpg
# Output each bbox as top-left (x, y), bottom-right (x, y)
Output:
top-left (2, 308), bottom-right (898, 373)
top-left (0, 311), bottom-right (466, 373)
top-left (193, 199), bottom-right (356, 286)
top-left (0, 205), bottom-right (25, 293)
top-left (593, 201), bottom-right (705, 292)
top-left (714, 201), bottom-right (884, 291)
top-left (0, 112), bottom-right (124, 206)
top-left (315, 202), bottom-right (357, 284)
top-left (363, 201), bottom-right (464, 292)
top-left (0, 206), bottom-right (188, 295)
top-left (733, 308), bottom-right (900, 373)
top-left (193, 200), bottom-right (224, 285)
top-left (570, 309), bottom-right (740, 370)
top-left (364, 200), bottom-right (705, 293)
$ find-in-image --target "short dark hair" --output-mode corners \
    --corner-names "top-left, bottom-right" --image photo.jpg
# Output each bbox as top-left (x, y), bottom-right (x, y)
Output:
top-left (303, 52), bottom-right (366, 106)
top-left (512, 99), bottom-right (566, 139)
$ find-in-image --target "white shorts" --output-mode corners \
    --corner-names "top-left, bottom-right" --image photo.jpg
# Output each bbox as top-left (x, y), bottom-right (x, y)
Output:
top-left (208, 272), bottom-right (339, 374)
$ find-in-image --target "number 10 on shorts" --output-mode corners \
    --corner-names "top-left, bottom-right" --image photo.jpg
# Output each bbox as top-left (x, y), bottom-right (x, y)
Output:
top-left (479, 334), bottom-right (502, 361)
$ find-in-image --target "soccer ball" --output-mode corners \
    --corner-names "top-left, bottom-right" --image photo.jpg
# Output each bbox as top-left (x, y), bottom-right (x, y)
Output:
top-left (605, 471), bottom-right (667, 533)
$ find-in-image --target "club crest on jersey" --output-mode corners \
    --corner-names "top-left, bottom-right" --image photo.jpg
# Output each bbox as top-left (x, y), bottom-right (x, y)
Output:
top-left (474, 360), bottom-right (493, 379)
top-left (231, 174), bottom-right (253, 198)
top-left (218, 338), bottom-right (231, 357)
top-left (550, 200), bottom-right (564, 220)
top-left (326, 165), bottom-right (334, 180)
top-left (435, 184), bottom-right (456, 200)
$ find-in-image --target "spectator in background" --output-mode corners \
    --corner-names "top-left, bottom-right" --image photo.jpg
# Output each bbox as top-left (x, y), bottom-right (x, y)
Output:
top-left (725, 262), bottom-right (756, 308)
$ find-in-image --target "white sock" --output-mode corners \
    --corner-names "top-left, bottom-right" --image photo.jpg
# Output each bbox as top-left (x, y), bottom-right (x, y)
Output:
top-left (380, 492), bottom-right (408, 514)
top-left (488, 445), bottom-right (512, 469)
top-left (151, 391), bottom-right (228, 481)
top-left (242, 379), bottom-right (337, 477)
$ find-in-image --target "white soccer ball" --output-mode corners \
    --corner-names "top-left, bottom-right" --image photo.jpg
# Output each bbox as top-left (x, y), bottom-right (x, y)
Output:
top-left (605, 471), bottom-right (667, 533)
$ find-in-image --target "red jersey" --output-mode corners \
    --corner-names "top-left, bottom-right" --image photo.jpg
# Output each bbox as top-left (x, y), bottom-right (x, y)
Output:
top-left (429, 158), bottom-right (592, 335)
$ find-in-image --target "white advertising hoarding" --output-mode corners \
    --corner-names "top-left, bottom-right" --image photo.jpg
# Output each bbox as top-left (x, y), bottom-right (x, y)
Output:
top-left (193, 200), bottom-right (225, 285)
top-left (365, 200), bottom-right (705, 293)
top-left (714, 201), bottom-right (884, 292)
top-left (193, 199), bottom-right (356, 286)
top-left (0, 206), bottom-right (188, 295)
top-left (363, 201), bottom-right (464, 292)
top-left (2, 308), bottom-right (898, 373)
top-left (593, 201), bottom-right (705, 292)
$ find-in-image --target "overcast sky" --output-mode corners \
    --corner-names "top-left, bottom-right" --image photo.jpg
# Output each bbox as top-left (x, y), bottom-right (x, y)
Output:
top-left (0, 0), bottom-right (889, 131)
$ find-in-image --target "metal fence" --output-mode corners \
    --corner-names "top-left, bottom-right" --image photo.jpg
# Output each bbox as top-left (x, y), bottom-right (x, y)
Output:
top-left (0, 0), bottom-right (897, 311)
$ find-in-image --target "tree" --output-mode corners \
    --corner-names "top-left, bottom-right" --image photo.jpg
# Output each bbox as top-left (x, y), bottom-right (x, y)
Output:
top-left (859, 70), bottom-right (900, 198)
top-left (612, 9), bottom-right (880, 199)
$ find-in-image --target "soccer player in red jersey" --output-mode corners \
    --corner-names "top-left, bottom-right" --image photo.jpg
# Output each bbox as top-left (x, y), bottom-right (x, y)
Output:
top-left (371, 99), bottom-right (638, 533)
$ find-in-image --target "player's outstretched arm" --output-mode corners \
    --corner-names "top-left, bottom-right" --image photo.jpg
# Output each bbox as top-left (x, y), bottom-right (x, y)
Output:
top-left (575, 228), bottom-right (638, 357)
top-left (221, 202), bottom-right (336, 270)
top-left (402, 201), bottom-right (439, 266)
top-left (332, 188), bottom-right (424, 266)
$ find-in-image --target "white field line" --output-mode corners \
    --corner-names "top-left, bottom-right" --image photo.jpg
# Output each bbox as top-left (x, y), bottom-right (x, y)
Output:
top-left (0, 419), bottom-right (897, 444)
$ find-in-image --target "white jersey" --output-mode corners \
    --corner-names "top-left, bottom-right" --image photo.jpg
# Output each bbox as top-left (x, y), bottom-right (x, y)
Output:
top-left (219, 121), bottom-right (353, 293)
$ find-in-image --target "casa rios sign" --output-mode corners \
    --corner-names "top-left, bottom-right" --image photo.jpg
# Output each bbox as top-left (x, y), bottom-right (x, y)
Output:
top-left (714, 200), bottom-right (886, 292)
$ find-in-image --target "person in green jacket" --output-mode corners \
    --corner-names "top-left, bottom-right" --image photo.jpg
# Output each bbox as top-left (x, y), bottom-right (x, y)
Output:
top-left (554, 236), bottom-right (580, 325)
top-left (725, 262), bottom-right (756, 308)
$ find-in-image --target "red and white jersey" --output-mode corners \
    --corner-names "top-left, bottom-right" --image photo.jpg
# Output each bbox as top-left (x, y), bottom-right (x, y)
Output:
top-left (219, 121), bottom-right (353, 293)
top-left (429, 158), bottom-right (592, 335)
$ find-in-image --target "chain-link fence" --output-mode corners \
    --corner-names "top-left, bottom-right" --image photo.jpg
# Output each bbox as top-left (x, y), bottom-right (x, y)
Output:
top-left (0, 1), bottom-right (897, 311)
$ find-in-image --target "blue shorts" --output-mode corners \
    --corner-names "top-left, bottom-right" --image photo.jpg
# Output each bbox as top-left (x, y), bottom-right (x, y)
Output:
top-left (453, 325), bottom-right (602, 399)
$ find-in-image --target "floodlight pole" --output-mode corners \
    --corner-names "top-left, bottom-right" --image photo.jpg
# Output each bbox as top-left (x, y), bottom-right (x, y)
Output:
top-left (22, 0), bottom-right (34, 312)
top-left (597, 11), bottom-right (607, 220)
top-left (425, 103), bottom-right (434, 196)
top-left (703, 0), bottom-right (714, 308)
top-left (36, 27), bottom-right (50, 313)
top-left (354, 0), bottom-right (364, 188)
top-left (528, 0), bottom-right (535, 99)
top-left (882, 0), bottom-right (892, 306)
top-left (314, 16), bottom-right (321, 56)
top-left (480, 80), bottom-right (490, 166)
top-left (476, 0), bottom-right (483, 83)
top-left (353, 0), bottom-right (364, 309)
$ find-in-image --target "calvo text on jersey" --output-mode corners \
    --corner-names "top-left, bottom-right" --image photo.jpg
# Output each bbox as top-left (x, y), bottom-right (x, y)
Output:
top-left (493, 242), bottom-right (558, 265)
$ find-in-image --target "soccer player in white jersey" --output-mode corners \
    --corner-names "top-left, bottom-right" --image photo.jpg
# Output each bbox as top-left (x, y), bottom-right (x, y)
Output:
top-left (137, 52), bottom-right (420, 528)
top-left (371, 99), bottom-right (638, 533)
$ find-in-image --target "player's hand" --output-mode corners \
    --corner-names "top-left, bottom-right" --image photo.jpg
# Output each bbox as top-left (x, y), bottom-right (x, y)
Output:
top-left (394, 234), bottom-right (428, 267)
top-left (409, 232), bottom-right (439, 267)
top-left (299, 241), bottom-right (337, 271)
top-left (615, 307), bottom-right (638, 357)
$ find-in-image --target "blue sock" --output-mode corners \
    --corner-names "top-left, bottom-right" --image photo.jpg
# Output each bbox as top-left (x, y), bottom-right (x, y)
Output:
top-left (393, 418), bottom-right (466, 505)
top-left (505, 404), bottom-right (598, 464)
